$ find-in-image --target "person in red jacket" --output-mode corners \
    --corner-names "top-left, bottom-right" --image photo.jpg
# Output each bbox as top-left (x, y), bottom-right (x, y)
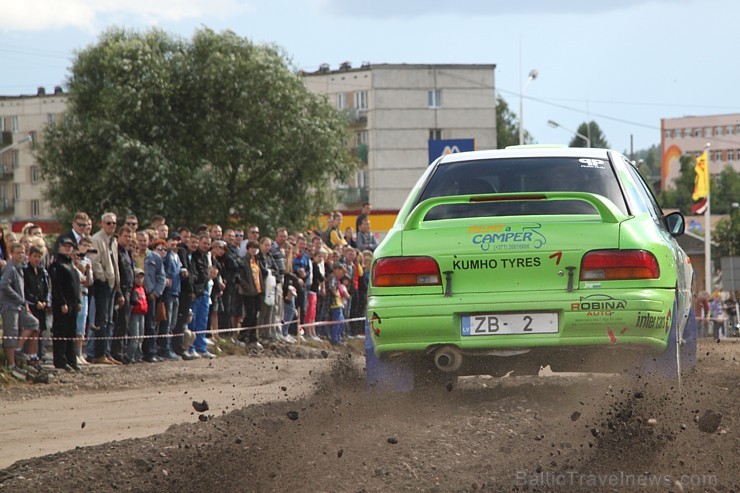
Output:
top-left (127, 269), bottom-right (148, 363)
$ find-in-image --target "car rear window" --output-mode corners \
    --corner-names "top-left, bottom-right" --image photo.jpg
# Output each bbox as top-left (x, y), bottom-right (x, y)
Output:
top-left (417, 156), bottom-right (628, 220)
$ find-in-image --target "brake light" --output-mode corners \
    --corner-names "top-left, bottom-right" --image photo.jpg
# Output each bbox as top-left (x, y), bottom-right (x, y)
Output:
top-left (372, 257), bottom-right (442, 287)
top-left (580, 250), bottom-right (660, 280)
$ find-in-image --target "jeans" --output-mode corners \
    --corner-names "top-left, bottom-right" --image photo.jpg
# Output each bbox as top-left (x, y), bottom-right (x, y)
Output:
top-left (282, 299), bottom-right (296, 337)
top-left (330, 307), bottom-right (345, 345)
top-left (188, 293), bottom-right (210, 353)
top-left (93, 281), bottom-right (115, 359)
top-left (127, 313), bottom-right (145, 362)
top-left (159, 295), bottom-right (179, 354)
top-left (143, 295), bottom-right (158, 357)
top-left (76, 294), bottom-right (89, 337)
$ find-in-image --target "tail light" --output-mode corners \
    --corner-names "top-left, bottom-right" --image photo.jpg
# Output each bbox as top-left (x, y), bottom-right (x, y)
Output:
top-left (372, 257), bottom-right (441, 287)
top-left (580, 250), bottom-right (660, 281)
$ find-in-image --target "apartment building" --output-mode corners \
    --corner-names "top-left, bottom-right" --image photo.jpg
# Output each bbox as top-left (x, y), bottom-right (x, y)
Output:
top-left (303, 63), bottom-right (497, 229)
top-left (0, 87), bottom-right (66, 230)
top-left (661, 113), bottom-right (740, 190)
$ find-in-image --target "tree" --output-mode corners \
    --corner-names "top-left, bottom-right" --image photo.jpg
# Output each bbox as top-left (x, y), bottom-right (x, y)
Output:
top-left (713, 213), bottom-right (739, 258)
top-left (657, 154), bottom-right (697, 214)
top-left (568, 121), bottom-right (609, 148)
top-left (633, 145), bottom-right (662, 191)
top-left (496, 95), bottom-right (533, 148)
top-left (658, 157), bottom-right (739, 215)
top-left (38, 27), bottom-right (355, 232)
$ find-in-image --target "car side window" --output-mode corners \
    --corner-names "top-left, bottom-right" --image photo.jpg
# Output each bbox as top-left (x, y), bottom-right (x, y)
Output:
top-left (621, 156), bottom-right (667, 228)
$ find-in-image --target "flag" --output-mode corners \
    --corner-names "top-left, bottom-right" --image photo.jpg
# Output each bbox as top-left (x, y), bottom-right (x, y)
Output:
top-left (691, 197), bottom-right (708, 215)
top-left (691, 150), bottom-right (709, 201)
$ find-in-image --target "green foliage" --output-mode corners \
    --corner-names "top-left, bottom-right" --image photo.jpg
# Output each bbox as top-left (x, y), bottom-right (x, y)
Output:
top-left (633, 145), bottom-right (661, 185)
top-left (657, 154), bottom-right (696, 214)
top-left (38, 27), bottom-right (354, 232)
top-left (568, 121), bottom-right (609, 149)
top-left (496, 95), bottom-right (533, 148)
top-left (713, 212), bottom-right (740, 257)
top-left (658, 155), bottom-right (739, 215)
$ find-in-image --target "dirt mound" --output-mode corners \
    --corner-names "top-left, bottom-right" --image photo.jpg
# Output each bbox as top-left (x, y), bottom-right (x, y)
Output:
top-left (1, 340), bottom-right (737, 492)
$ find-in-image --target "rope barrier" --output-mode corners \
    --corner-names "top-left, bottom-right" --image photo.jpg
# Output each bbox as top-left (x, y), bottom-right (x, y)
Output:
top-left (0, 317), bottom-right (368, 342)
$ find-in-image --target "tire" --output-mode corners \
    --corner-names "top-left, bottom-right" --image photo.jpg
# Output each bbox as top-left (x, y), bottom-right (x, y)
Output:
top-left (679, 307), bottom-right (698, 370)
top-left (639, 298), bottom-right (682, 383)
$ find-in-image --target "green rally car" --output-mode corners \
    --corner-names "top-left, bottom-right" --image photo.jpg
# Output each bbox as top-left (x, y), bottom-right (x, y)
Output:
top-left (367, 147), bottom-right (697, 389)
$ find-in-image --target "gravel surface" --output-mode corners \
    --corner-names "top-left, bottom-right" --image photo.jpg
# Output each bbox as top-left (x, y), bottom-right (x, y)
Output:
top-left (0, 339), bottom-right (738, 492)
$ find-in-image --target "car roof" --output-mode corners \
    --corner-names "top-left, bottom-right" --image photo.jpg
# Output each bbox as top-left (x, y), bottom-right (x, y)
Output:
top-left (437, 146), bottom-right (614, 165)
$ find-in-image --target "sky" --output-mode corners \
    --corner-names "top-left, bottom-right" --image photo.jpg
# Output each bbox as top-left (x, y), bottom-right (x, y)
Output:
top-left (2, 0), bottom-right (739, 154)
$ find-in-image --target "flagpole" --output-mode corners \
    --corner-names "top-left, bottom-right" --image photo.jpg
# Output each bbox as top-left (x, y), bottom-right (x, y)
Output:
top-left (704, 143), bottom-right (712, 295)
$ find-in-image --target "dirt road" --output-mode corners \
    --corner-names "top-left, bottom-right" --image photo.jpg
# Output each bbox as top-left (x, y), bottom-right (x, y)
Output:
top-left (0, 340), bottom-right (737, 492)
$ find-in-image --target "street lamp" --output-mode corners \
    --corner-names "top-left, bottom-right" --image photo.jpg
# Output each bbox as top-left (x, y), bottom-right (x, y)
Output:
top-left (519, 69), bottom-right (538, 145)
top-left (0, 134), bottom-right (33, 155)
top-left (547, 120), bottom-right (590, 148)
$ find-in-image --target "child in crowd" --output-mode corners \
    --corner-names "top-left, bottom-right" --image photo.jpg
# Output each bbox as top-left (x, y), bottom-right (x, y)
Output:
top-left (327, 263), bottom-right (347, 346)
top-left (23, 245), bottom-right (48, 368)
top-left (128, 269), bottom-right (148, 363)
top-left (0, 243), bottom-right (40, 380)
top-left (73, 236), bottom-right (93, 366)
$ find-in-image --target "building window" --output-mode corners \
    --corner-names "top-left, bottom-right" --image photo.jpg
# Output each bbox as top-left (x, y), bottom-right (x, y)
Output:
top-left (727, 125), bottom-right (734, 135)
top-left (0, 116), bottom-right (4, 132)
top-left (428, 89), bottom-right (442, 108)
top-left (429, 128), bottom-right (442, 140)
top-left (13, 184), bottom-right (20, 201)
top-left (728, 149), bottom-right (735, 161)
top-left (31, 200), bottom-right (40, 218)
top-left (664, 130), bottom-right (671, 139)
top-left (337, 93), bottom-right (346, 110)
top-left (10, 116), bottom-right (19, 132)
top-left (31, 166), bottom-right (39, 184)
top-left (355, 130), bottom-right (368, 146)
top-left (354, 91), bottom-right (368, 110)
top-left (10, 150), bottom-right (19, 169)
top-left (29, 131), bottom-right (37, 150)
top-left (47, 113), bottom-right (56, 126)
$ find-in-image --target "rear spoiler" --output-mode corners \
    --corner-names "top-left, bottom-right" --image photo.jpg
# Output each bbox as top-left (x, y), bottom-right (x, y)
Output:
top-left (402, 192), bottom-right (628, 232)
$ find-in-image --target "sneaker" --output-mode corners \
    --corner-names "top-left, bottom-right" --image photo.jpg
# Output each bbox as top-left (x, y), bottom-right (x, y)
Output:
top-left (77, 356), bottom-right (91, 366)
top-left (142, 355), bottom-right (160, 363)
top-left (160, 351), bottom-right (182, 361)
top-left (181, 352), bottom-right (198, 361)
top-left (284, 335), bottom-right (296, 344)
top-left (205, 338), bottom-right (215, 346)
top-left (196, 350), bottom-right (217, 359)
top-left (8, 365), bottom-right (27, 381)
top-left (248, 341), bottom-right (264, 351)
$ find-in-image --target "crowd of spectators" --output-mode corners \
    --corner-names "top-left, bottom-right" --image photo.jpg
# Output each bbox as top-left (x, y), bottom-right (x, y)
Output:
top-left (0, 204), bottom-right (379, 381)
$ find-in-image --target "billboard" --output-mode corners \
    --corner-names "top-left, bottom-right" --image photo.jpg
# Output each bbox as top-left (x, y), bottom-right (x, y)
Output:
top-left (428, 138), bottom-right (475, 164)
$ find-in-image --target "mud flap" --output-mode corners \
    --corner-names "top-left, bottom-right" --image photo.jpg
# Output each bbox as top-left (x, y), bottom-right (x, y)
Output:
top-left (364, 321), bottom-right (414, 392)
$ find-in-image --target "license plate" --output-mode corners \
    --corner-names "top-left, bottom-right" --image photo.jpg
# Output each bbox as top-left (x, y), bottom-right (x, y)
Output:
top-left (461, 313), bottom-right (558, 336)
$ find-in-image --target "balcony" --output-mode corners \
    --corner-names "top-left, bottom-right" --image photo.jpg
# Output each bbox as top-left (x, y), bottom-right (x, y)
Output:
top-left (336, 186), bottom-right (369, 206)
top-left (344, 108), bottom-right (368, 126)
top-left (0, 199), bottom-right (14, 214)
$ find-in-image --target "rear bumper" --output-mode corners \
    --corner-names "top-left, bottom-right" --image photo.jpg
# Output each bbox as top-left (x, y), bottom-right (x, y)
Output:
top-left (368, 288), bottom-right (675, 357)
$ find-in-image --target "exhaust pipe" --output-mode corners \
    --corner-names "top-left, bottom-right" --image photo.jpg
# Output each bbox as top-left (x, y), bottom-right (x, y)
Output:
top-left (433, 346), bottom-right (462, 372)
